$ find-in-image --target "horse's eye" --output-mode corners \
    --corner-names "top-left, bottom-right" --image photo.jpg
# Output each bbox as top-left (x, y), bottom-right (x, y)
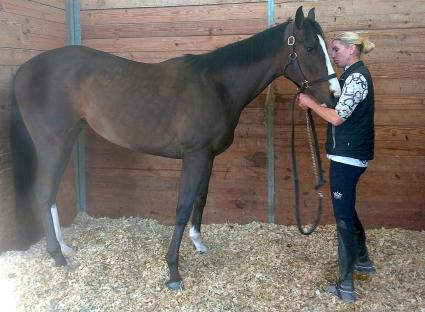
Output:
top-left (306, 47), bottom-right (314, 53)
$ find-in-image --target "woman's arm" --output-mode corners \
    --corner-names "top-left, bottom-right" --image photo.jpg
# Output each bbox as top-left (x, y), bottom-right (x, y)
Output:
top-left (297, 93), bottom-right (345, 126)
top-left (298, 73), bottom-right (369, 126)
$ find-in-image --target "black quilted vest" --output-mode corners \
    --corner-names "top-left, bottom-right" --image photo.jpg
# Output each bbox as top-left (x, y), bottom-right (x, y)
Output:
top-left (326, 61), bottom-right (375, 160)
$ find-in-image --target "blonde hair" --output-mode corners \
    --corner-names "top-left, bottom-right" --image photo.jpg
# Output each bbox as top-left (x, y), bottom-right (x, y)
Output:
top-left (332, 32), bottom-right (375, 54)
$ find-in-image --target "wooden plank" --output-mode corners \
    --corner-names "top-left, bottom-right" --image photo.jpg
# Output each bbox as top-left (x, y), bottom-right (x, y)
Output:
top-left (0, 12), bottom-right (66, 39)
top-left (82, 18), bottom-right (266, 39)
top-left (0, 8), bottom-right (67, 50)
top-left (87, 166), bottom-right (268, 223)
top-left (243, 100), bottom-right (425, 127)
top-left (3, 31), bottom-right (66, 50)
top-left (2, 0), bottom-right (65, 24)
top-left (275, 76), bottom-right (425, 97)
top-left (273, 124), bottom-right (425, 144)
top-left (0, 48), bottom-right (41, 66)
top-left (31, 0), bottom-right (66, 10)
top-left (83, 34), bottom-right (249, 53)
top-left (0, 66), bottom-right (17, 90)
top-left (80, 2), bottom-right (267, 25)
top-left (274, 0), bottom-right (425, 31)
top-left (254, 93), bottom-right (425, 112)
top-left (80, 0), bottom-right (265, 10)
top-left (353, 202), bottom-right (423, 230)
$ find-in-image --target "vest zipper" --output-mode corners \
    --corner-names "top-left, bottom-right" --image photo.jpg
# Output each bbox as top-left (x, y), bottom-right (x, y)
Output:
top-left (332, 125), bottom-right (336, 149)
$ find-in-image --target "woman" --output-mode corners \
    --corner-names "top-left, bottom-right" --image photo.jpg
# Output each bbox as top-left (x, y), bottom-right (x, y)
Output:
top-left (297, 32), bottom-right (376, 302)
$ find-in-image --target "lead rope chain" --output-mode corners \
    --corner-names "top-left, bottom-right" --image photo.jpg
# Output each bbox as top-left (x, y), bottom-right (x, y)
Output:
top-left (291, 93), bottom-right (323, 235)
top-left (305, 110), bottom-right (323, 198)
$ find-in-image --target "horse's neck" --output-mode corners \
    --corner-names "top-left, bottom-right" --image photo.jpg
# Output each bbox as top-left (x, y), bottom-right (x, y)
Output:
top-left (217, 56), bottom-right (280, 117)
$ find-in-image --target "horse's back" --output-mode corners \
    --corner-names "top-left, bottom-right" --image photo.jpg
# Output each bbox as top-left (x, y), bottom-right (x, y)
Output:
top-left (13, 45), bottom-right (236, 157)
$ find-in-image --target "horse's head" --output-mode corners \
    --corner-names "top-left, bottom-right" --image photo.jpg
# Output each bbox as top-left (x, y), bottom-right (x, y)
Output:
top-left (282, 7), bottom-right (341, 105)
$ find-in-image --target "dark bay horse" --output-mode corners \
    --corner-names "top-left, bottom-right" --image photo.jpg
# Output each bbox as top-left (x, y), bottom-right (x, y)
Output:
top-left (11, 7), bottom-right (340, 290)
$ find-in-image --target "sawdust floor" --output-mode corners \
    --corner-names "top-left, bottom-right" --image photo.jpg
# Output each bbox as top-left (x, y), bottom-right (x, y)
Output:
top-left (0, 213), bottom-right (424, 312)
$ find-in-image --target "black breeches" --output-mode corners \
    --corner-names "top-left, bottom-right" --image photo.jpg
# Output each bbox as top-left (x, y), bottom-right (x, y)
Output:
top-left (329, 160), bottom-right (366, 225)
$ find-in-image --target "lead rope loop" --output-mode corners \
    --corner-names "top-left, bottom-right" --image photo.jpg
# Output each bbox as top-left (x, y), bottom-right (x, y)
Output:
top-left (291, 92), bottom-right (323, 235)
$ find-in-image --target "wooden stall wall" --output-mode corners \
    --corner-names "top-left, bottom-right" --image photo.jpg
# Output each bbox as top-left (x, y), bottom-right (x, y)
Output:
top-left (80, 0), bottom-right (425, 230)
top-left (0, 0), bottom-right (75, 251)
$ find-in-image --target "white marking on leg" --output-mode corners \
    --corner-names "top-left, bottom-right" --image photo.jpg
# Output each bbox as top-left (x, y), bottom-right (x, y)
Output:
top-left (189, 226), bottom-right (208, 253)
top-left (51, 204), bottom-right (74, 256)
top-left (318, 34), bottom-right (341, 97)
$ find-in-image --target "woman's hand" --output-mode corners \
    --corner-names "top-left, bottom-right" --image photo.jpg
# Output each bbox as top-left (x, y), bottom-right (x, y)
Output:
top-left (297, 93), bottom-right (344, 126)
top-left (297, 93), bottom-right (317, 110)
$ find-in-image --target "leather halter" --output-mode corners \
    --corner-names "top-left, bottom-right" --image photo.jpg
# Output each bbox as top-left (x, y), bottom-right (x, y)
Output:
top-left (282, 21), bottom-right (336, 235)
top-left (282, 22), bottom-right (337, 92)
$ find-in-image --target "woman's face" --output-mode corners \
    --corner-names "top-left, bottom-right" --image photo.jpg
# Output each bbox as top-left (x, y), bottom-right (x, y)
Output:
top-left (331, 40), bottom-right (354, 68)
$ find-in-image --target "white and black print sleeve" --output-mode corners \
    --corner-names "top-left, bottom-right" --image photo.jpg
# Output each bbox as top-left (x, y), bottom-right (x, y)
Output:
top-left (335, 73), bottom-right (368, 120)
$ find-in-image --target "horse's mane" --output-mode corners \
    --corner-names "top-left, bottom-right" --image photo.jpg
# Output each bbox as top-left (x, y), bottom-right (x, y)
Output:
top-left (183, 17), bottom-right (324, 72)
top-left (183, 21), bottom-right (290, 71)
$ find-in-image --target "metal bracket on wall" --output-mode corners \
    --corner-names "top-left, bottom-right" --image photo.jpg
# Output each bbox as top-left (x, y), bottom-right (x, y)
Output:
top-left (66, 0), bottom-right (86, 212)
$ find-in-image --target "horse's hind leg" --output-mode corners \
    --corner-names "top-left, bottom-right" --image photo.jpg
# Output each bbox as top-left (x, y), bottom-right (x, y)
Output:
top-left (166, 150), bottom-right (214, 290)
top-left (189, 160), bottom-right (214, 253)
top-left (32, 121), bottom-right (84, 266)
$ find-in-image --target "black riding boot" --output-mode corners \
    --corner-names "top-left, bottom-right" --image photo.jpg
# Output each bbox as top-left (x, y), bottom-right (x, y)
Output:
top-left (324, 220), bottom-right (356, 302)
top-left (353, 216), bottom-right (376, 274)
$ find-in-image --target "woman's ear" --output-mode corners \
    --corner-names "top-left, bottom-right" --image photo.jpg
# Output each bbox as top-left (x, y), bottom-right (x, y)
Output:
top-left (350, 44), bottom-right (357, 55)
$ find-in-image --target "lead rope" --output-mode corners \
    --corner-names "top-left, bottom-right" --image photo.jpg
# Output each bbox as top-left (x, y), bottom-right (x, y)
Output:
top-left (305, 109), bottom-right (324, 192)
top-left (291, 92), bottom-right (323, 235)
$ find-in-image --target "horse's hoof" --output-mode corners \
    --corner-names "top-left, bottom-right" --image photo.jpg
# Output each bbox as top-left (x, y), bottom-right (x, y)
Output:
top-left (195, 244), bottom-right (208, 253)
top-left (54, 254), bottom-right (68, 267)
top-left (61, 244), bottom-right (75, 257)
top-left (166, 280), bottom-right (184, 291)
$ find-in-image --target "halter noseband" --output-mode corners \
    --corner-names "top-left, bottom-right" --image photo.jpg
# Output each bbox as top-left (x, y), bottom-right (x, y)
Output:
top-left (283, 22), bottom-right (336, 92)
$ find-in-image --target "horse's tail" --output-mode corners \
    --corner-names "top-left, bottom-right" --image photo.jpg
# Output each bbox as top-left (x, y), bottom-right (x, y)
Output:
top-left (10, 77), bottom-right (40, 248)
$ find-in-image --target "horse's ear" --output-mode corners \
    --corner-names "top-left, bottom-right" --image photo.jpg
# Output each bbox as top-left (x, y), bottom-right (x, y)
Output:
top-left (308, 8), bottom-right (315, 20)
top-left (295, 6), bottom-right (304, 29)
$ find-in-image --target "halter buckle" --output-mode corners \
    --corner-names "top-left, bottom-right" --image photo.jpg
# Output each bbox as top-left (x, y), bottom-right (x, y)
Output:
top-left (287, 36), bottom-right (295, 46)
top-left (301, 80), bottom-right (311, 90)
top-left (289, 52), bottom-right (298, 61)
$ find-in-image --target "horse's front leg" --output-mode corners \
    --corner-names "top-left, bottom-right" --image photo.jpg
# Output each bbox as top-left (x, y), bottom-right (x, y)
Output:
top-left (166, 150), bottom-right (214, 290)
top-left (189, 157), bottom-right (214, 253)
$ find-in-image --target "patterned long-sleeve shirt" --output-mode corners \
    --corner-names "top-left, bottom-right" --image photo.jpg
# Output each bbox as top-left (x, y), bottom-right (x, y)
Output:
top-left (335, 72), bottom-right (368, 120)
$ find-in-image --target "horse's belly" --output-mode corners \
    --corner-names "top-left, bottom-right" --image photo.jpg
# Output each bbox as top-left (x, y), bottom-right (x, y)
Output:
top-left (86, 114), bottom-right (183, 158)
